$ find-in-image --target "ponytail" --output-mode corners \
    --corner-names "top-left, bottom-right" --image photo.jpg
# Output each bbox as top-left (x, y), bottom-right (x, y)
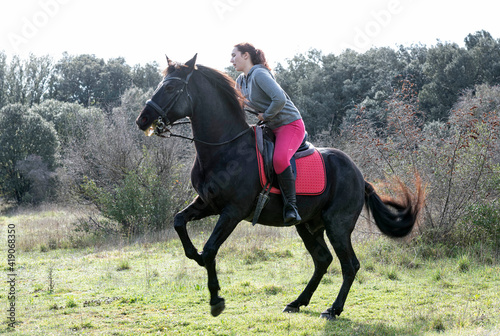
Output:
top-left (234, 42), bottom-right (271, 71)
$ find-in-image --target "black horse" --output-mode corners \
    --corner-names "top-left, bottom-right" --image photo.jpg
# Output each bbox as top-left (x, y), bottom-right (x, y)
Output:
top-left (136, 54), bottom-right (423, 320)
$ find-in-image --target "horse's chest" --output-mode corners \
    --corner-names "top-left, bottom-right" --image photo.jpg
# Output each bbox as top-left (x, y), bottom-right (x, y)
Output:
top-left (191, 160), bottom-right (257, 209)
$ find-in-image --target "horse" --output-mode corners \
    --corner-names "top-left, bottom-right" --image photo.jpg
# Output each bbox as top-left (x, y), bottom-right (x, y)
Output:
top-left (135, 54), bottom-right (423, 320)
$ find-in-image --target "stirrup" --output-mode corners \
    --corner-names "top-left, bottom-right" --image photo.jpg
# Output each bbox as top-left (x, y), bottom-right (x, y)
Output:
top-left (283, 204), bottom-right (301, 226)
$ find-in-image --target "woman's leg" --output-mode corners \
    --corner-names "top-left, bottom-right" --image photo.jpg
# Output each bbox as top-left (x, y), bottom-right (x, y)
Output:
top-left (272, 119), bottom-right (305, 225)
top-left (272, 119), bottom-right (306, 174)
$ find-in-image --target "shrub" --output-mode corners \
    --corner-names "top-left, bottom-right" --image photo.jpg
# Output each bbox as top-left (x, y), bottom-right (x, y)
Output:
top-left (62, 94), bottom-right (194, 237)
top-left (30, 99), bottom-right (103, 148)
top-left (79, 151), bottom-right (176, 236)
top-left (15, 155), bottom-right (57, 203)
top-left (456, 201), bottom-right (500, 250)
top-left (343, 82), bottom-right (500, 246)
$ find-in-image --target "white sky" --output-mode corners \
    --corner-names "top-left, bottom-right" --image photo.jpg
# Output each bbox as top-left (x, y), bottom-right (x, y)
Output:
top-left (1, 0), bottom-right (500, 71)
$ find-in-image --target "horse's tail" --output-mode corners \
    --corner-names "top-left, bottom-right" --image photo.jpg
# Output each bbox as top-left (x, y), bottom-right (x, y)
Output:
top-left (364, 176), bottom-right (424, 238)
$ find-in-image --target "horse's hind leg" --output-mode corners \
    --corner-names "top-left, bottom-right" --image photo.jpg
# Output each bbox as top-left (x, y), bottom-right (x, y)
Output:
top-left (174, 196), bottom-right (217, 267)
top-left (283, 222), bottom-right (333, 313)
top-left (321, 211), bottom-right (361, 320)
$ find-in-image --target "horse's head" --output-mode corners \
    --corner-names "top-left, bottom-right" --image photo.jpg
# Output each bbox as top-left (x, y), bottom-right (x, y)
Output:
top-left (136, 54), bottom-right (197, 135)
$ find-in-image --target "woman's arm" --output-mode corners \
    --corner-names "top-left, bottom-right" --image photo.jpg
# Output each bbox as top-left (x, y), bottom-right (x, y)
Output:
top-left (253, 69), bottom-right (287, 121)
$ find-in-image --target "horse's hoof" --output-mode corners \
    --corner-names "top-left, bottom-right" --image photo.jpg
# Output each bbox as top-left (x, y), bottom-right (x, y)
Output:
top-left (210, 299), bottom-right (225, 317)
top-left (283, 305), bottom-right (300, 313)
top-left (320, 309), bottom-right (336, 321)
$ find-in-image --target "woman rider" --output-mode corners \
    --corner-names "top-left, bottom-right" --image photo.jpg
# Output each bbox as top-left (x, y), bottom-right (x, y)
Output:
top-left (230, 42), bottom-right (306, 226)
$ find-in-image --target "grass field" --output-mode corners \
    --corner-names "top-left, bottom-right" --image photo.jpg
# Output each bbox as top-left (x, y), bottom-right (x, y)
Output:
top-left (1, 205), bottom-right (499, 335)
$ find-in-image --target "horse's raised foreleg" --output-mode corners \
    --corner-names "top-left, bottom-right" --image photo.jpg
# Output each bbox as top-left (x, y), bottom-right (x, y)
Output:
top-left (201, 211), bottom-right (240, 317)
top-left (283, 223), bottom-right (333, 313)
top-left (174, 196), bottom-right (217, 267)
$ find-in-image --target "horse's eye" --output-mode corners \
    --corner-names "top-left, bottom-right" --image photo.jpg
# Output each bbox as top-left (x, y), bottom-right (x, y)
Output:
top-left (165, 85), bottom-right (175, 93)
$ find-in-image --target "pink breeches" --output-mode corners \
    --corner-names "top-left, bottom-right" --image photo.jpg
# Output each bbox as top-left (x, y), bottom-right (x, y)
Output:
top-left (272, 119), bottom-right (306, 174)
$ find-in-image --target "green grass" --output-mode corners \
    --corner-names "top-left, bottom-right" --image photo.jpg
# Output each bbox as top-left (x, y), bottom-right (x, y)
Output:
top-left (0, 206), bottom-right (499, 335)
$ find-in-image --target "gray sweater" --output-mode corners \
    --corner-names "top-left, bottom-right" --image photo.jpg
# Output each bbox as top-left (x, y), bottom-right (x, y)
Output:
top-left (236, 65), bottom-right (302, 129)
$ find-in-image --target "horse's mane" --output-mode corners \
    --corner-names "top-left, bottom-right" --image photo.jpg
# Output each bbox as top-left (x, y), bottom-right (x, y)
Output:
top-left (163, 62), bottom-right (245, 119)
top-left (197, 65), bottom-right (245, 117)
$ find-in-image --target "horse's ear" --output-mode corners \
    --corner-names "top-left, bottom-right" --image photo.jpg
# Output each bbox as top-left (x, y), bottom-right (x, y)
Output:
top-left (185, 54), bottom-right (198, 70)
top-left (165, 54), bottom-right (173, 66)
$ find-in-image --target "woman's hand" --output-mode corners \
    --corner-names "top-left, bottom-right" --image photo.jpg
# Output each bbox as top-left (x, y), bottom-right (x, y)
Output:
top-left (257, 113), bottom-right (265, 121)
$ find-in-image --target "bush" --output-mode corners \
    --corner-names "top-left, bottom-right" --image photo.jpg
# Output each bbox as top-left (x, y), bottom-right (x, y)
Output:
top-left (342, 82), bottom-right (500, 246)
top-left (456, 201), bottom-right (500, 250)
top-left (15, 155), bottom-right (57, 203)
top-left (60, 89), bottom-right (194, 236)
top-left (30, 99), bottom-right (103, 148)
top-left (79, 151), bottom-right (176, 236)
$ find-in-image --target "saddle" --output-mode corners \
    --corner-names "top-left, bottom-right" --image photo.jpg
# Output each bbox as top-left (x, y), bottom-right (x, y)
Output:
top-left (255, 126), bottom-right (315, 183)
top-left (252, 125), bottom-right (326, 225)
top-left (254, 125), bottom-right (326, 194)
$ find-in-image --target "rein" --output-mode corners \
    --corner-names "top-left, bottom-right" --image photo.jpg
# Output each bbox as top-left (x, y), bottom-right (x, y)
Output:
top-left (160, 123), bottom-right (252, 146)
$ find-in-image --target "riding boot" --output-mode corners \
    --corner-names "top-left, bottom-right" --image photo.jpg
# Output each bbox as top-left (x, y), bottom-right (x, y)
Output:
top-left (277, 166), bottom-right (302, 226)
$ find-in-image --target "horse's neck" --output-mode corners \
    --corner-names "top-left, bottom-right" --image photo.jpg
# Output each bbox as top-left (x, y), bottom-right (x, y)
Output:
top-left (189, 74), bottom-right (250, 162)
top-left (190, 95), bottom-right (248, 146)
top-left (190, 105), bottom-right (249, 166)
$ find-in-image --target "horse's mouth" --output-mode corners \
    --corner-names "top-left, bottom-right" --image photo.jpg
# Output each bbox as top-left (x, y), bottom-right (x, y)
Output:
top-left (143, 118), bottom-right (169, 137)
top-left (144, 123), bottom-right (156, 137)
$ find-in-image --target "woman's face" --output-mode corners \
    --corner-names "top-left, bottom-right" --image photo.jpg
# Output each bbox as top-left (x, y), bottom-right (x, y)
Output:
top-left (230, 48), bottom-right (249, 72)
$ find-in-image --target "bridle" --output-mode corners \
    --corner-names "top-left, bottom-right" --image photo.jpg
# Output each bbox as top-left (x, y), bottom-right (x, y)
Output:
top-left (145, 69), bottom-right (195, 135)
top-left (144, 68), bottom-right (251, 146)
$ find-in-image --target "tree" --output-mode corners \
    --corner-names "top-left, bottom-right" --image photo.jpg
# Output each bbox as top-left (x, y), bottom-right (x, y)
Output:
top-left (396, 44), bottom-right (428, 92)
top-left (464, 30), bottom-right (494, 49)
top-left (0, 51), bottom-right (7, 109)
top-left (465, 30), bottom-right (500, 85)
top-left (419, 42), bottom-right (475, 121)
top-left (52, 54), bottom-right (161, 111)
top-left (276, 48), bottom-right (403, 136)
top-left (5, 55), bottom-right (26, 106)
top-left (223, 65), bottom-right (239, 81)
top-left (24, 54), bottom-right (53, 106)
top-left (0, 104), bottom-right (59, 203)
top-left (0, 54), bottom-right (54, 107)
top-left (30, 99), bottom-right (103, 148)
top-left (276, 49), bottom-right (332, 135)
top-left (96, 57), bottom-right (132, 111)
top-left (52, 53), bottom-right (106, 107)
top-left (131, 62), bottom-right (162, 90)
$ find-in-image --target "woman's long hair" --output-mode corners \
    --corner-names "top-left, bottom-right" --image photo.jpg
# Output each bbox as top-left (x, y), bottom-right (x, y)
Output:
top-left (234, 42), bottom-right (271, 71)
